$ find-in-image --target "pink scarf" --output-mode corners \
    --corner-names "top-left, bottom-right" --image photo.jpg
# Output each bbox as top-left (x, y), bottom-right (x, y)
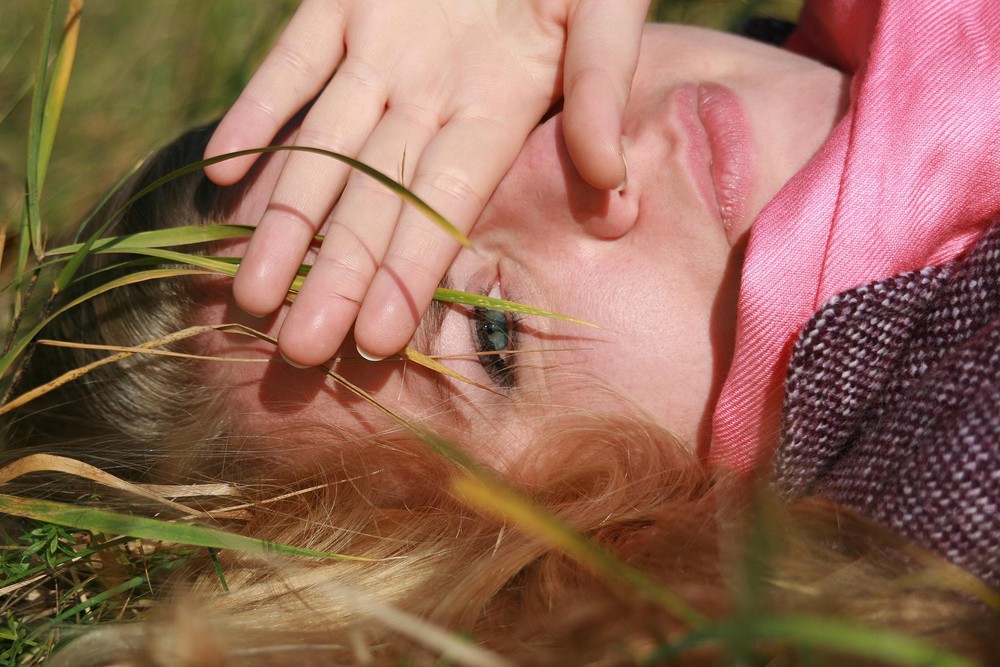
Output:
top-left (709, 0), bottom-right (1000, 472)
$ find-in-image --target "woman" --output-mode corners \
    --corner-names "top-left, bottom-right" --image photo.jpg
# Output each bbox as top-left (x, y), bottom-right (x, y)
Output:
top-left (204, 0), bottom-right (1000, 579)
top-left (201, 0), bottom-right (1000, 580)
top-left (2, 2), bottom-right (997, 665)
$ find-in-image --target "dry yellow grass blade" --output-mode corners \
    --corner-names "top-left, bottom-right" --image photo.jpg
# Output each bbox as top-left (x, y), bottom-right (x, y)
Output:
top-left (211, 480), bottom-right (373, 517)
top-left (401, 346), bottom-right (500, 395)
top-left (142, 483), bottom-right (241, 499)
top-left (0, 572), bottom-right (50, 597)
top-left (0, 324), bottom-right (219, 415)
top-left (0, 453), bottom-right (216, 520)
top-left (35, 338), bottom-right (276, 364)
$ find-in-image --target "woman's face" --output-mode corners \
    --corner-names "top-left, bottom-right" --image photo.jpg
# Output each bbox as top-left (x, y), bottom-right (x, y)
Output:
top-left (206, 23), bottom-right (847, 463)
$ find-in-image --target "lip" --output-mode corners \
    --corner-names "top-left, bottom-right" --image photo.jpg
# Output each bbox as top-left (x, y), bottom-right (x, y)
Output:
top-left (678, 83), bottom-right (755, 243)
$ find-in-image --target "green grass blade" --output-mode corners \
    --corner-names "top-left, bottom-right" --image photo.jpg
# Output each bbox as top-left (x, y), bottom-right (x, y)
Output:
top-left (0, 494), bottom-right (371, 562)
top-left (46, 224), bottom-right (254, 256)
top-left (14, 182), bottom-right (32, 322)
top-left (24, 1), bottom-right (57, 261)
top-left (453, 473), bottom-right (706, 629)
top-left (51, 242), bottom-right (584, 329)
top-left (23, 575), bottom-right (147, 646)
top-left (433, 287), bottom-right (595, 327)
top-left (153, 146), bottom-right (470, 247)
top-left (52, 145), bottom-right (468, 294)
top-left (37, 0), bottom-right (82, 200)
top-left (647, 615), bottom-right (976, 667)
top-left (87, 247), bottom-right (239, 277)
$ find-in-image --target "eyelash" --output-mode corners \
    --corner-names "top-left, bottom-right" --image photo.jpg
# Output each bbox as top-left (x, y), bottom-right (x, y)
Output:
top-left (473, 286), bottom-right (520, 390)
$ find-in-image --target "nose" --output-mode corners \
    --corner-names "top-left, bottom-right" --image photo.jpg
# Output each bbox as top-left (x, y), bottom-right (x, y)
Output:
top-left (539, 117), bottom-right (639, 240)
top-left (580, 189), bottom-right (636, 240)
top-left (479, 115), bottom-right (640, 245)
top-left (579, 146), bottom-right (636, 240)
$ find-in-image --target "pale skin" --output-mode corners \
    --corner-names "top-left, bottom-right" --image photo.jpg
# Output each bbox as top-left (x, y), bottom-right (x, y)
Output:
top-left (204, 0), bottom-right (650, 368)
top-left (202, 23), bottom-right (848, 462)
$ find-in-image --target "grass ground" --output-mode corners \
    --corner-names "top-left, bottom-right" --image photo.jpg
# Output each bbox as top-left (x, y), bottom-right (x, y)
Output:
top-left (1, 0), bottom-right (297, 241)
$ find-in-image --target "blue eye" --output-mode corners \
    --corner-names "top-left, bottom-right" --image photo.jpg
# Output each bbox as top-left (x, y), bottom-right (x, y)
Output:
top-left (474, 306), bottom-right (516, 388)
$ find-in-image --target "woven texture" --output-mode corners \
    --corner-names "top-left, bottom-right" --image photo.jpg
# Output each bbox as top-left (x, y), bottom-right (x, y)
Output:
top-left (772, 220), bottom-right (1000, 587)
top-left (711, 0), bottom-right (1000, 471)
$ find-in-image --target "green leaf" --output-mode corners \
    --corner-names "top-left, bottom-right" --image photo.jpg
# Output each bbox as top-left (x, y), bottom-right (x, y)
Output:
top-left (0, 494), bottom-right (371, 562)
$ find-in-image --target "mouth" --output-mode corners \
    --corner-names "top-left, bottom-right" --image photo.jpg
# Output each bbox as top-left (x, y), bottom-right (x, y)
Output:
top-left (679, 83), bottom-right (755, 243)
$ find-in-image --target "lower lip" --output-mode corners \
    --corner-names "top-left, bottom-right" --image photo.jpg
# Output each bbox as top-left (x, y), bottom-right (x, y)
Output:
top-left (682, 83), bottom-right (755, 240)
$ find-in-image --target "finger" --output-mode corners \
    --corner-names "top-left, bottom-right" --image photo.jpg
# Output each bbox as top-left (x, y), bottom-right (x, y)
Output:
top-left (231, 58), bottom-right (387, 317)
top-left (354, 112), bottom-right (534, 359)
top-left (277, 103), bottom-right (438, 367)
top-left (204, 0), bottom-right (347, 186)
top-left (561, 0), bottom-right (648, 191)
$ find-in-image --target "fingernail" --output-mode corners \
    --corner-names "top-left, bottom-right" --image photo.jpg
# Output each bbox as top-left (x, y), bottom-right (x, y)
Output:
top-left (280, 352), bottom-right (310, 369)
top-left (613, 148), bottom-right (628, 193)
top-left (236, 303), bottom-right (267, 319)
top-left (356, 343), bottom-right (385, 362)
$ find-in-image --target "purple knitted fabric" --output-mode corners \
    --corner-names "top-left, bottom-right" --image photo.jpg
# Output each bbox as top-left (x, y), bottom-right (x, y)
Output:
top-left (772, 220), bottom-right (1000, 588)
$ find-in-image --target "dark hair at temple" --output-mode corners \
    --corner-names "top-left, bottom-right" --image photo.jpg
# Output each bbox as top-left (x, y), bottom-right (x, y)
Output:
top-left (1, 125), bottom-right (231, 481)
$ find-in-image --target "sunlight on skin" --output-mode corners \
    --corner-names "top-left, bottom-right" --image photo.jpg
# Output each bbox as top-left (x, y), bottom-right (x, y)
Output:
top-left (199, 23), bottom-right (847, 464)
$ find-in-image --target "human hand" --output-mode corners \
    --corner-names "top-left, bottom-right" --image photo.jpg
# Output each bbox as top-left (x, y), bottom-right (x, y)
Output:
top-left (204, 0), bottom-right (648, 366)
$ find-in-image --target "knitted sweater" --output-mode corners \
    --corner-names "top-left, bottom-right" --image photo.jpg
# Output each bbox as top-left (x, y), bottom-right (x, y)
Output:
top-left (709, 0), bottom-right (1000, 472)
top-left (772, 220), bottom-right (1000, 588)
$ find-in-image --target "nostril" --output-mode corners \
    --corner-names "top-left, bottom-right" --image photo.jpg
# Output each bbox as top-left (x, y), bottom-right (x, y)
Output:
top-left (581, 190), bottom-right (638, 240)
top-left (613, 149), bottom-right (629, 193)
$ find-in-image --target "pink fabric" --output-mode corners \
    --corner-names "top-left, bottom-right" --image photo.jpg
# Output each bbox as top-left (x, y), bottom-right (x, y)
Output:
top-left (709, 0), bottom-right (1000, 472)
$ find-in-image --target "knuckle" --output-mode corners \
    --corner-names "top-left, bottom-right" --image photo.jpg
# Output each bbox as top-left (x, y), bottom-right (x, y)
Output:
top-left (319, 223), bottom-right (380, 278)
top-left (347, 170), bottom-right (403, 200)
top-left (423, 170), bottom-right (484, 210)
top-left (239, 93), bottom-right (280, 126)
top-left (272, 40), bottom-right (322, 82)
top-left (385, 237), bottom-right (445, 285)
top-left (311, 258), bottom-right (370, 305)
top-left (264, 204), bottom-right (324, 235)
top-left (387, 100), bottom-right (436, 129)
top-left (296, 125), bottom-right (353, 156)
top-left (335, 59), bottom-right (387, 97)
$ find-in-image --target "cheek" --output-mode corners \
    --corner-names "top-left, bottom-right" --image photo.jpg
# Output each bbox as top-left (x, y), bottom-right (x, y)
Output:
top-left (195, 290), bottom-right (443, 450)
top-left (543, 253), bottom-right (733, 450)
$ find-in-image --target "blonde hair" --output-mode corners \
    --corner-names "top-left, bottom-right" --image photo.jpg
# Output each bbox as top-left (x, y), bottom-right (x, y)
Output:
top-left (3, 127), bottom-right (997, 666)
top-left (51, 419), bottom-right (999, 666)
